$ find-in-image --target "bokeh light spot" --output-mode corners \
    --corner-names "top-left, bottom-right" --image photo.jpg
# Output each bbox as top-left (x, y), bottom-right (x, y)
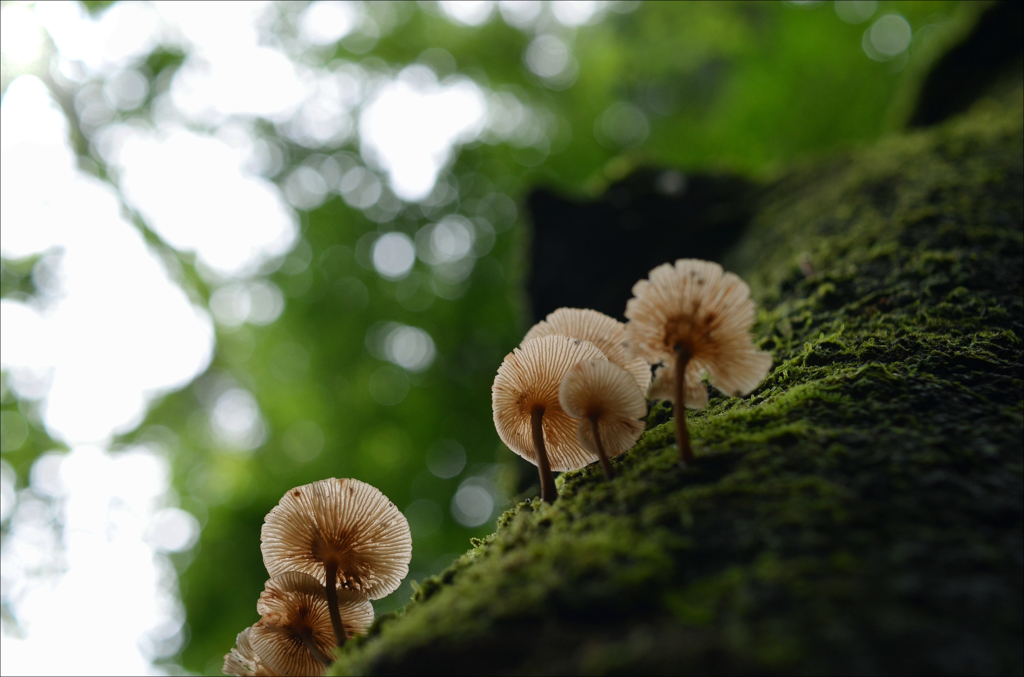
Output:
top-left (283, 165), bottom-right (329, 211)
top-left (148, 507), bottom-right (200, 552)
top-left (525, 34), bottom-right (570, 78)
top-left (498, 0), bottom-right (542, 28)
top-left (864, 14), bottom-right (912, 60)
top-left (299, 1), bottom-right (361, 45)
top-left (551, 1), bottom-right (606, 26)
top-left (596, 102), bottom-right (649, 148)
top-left (210, 388), bottom-right (265, 451)
top-left (30, 452), bottom-right (65, 497)
top-left (372, 232), bottom-right (416, 280)
top-left (385, 326), bottom-right (436, 372)
top-left (834, 0), bottom-right (876, 24)
top-left (451, 480), bottom-right (494, 527)
top-left (426, 439), bottom-right (467, 479)
top-left (439, 0), bottom-right (495, 26)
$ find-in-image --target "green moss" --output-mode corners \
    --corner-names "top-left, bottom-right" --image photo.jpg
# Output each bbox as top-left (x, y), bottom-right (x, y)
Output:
top-left (329, 91), bottom-right (1023, 675)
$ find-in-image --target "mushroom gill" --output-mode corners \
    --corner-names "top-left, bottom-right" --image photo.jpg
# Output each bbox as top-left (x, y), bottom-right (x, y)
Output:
top-left (492, 335), bottom-right (608, 502)
top-left (261, 479), bottom-right (410, 646)
top-left (559, 359), bottom-right (647, 479)
top-left (524, 307), bottom-right (651, 392)
top-left (624, 258), bottom-right (771, 465)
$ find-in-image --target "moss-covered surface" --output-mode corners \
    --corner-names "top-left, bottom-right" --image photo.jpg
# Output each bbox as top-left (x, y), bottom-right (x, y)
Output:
top-left (329, 90), bottom-right (1023, 676)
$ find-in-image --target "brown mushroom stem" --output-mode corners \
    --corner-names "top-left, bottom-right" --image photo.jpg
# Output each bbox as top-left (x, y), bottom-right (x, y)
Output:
top-left (674, 345), bottom-right (693, 466)
top-left (587, 414), bottom-right (615, 479)
top-left (299, 628), bottom-right (334, 668)
top-left (531, 405), bottom-right (558, 503)
top-left (323, 561), bottom-right (347, 648)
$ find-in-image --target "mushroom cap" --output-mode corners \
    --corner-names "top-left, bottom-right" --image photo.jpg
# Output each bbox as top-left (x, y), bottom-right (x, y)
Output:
top-left (624, 259), bottom-right (772, 398)
top-left (261, 478), bottom-right (411, 600)
top-left (223, 626), bottom-right (279, 676)
top-left (559, 360), bottom-right (647, 459)
top-left (523, 307), bottom-right (651, 392)
top-left (492, 335), bottom-right (608, 471)
top-left (250, 571), bottom-right (374, 677)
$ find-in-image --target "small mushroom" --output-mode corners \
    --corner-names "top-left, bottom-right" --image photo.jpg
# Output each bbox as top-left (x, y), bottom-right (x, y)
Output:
top-left (492, 335), bottom-right (608, 502)
top-left (625, 259), bottom-right (772, 465)
top-left (647, 362), bottom-right (709, 410)
top-left (249, 571), bottom-right (373, 676)
top-left (223, 626), bottom-right (278, 676)
top-left (559, 359), bottom-right (647, 479)
top-left (524, 307), bottom-right (652, 392)
top-left (261, 479), bottom-right (410, 646)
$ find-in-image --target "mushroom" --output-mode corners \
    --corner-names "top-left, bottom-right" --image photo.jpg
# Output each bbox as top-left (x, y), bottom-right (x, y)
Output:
top-left (223, 626), bottom-right (278, 676)
top-left (624, 259), bottom-right (772, 465)
top-left (646, 361), bottom-right (711, 410)
top-left (261, 478), bottom-right (411, 646)
top-left (249, 571), bottom-right (373, 676)
top-left (558, 359), bottom-right (647, 479)
top-left (492, 334), bottom-right (608, 502)
top-left (523, 307), bottom-right (651, 392)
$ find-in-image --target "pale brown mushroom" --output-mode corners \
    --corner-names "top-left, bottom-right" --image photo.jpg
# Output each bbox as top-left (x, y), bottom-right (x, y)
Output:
top-left (223, 626), bottom-right (278, 676)
top-left (249, 571), bottom-right (373, 676)
top-left (624, 258), bottom-right (772, 465)
top-left (523, 307), bottom-right (651, 392)
top-left (261, 478), bottom-right (410, 646)
top-left (492, 334), bottom-right (608, 502)
top-left (647, 362), bottom-right (709, 410)
top-left (559, 359), bottom-right (647, 479)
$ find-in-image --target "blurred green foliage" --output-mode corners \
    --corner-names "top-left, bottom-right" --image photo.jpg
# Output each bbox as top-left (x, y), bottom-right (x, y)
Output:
top-left (0, 1), bottom-right (972, 673)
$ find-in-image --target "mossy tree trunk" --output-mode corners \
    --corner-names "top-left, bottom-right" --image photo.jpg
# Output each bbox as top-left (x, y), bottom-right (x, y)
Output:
top-left (329, 91), bottom-right (1023, 676)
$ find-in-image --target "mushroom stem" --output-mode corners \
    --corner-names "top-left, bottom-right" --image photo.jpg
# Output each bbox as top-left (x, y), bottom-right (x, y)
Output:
top-left (587, 414), bottom-right (615, 479)
top-left (323, 561), bottom-right (347, 648)
top-left (674, 345), bottom-right (693, 466)
top-left (531, 405), bottom-right (558, 503)
top-left (299, 628), bottom-right (334, 668)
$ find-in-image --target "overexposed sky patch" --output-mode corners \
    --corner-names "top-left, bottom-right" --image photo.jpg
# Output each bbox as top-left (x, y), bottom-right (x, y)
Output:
top-left (154, 0), bottom-right (269, 59)
top-left (550, 1), bottom-right (607, 26)
top-left (169, 45), bottom-right (306, 124)
top-left (110, 125), bottom-right (297, 278)
top-left (299, 0), bottom-right (362, 45)
top-left (0, 3), bottom-right (48, 75)
top-left (2, 444), bottom-right (190, 675)
top-left (0, 75), bottom-right (211, 677)
top-left (34, 0), bottom-right (162, 77)
top-left (360, 65), bottom-right (487, 201)
top-left (439, 0), bottom-right (496, 26)
top-left (497, 0), bottom-right (542, 28)
top-left (0, 76), bottom-right (214, 444)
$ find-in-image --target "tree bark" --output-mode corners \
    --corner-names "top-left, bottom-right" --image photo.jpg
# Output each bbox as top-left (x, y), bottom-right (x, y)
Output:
top-left (329, 90), bottom-right (1023, 676)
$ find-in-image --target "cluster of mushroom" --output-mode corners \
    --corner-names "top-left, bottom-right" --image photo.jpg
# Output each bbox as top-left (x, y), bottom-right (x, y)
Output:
top-left (492, 259), bottom-right (771, 501)
top-left (224, 478), bottom-right (411, 676)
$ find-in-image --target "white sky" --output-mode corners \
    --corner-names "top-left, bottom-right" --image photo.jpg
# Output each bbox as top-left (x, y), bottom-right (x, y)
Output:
top-left (360, 65), bottom-right (488, 201)
top-left (0, 76), bottom-right (215, 444)
top-left (0, 72), bottom-right (212, 676)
